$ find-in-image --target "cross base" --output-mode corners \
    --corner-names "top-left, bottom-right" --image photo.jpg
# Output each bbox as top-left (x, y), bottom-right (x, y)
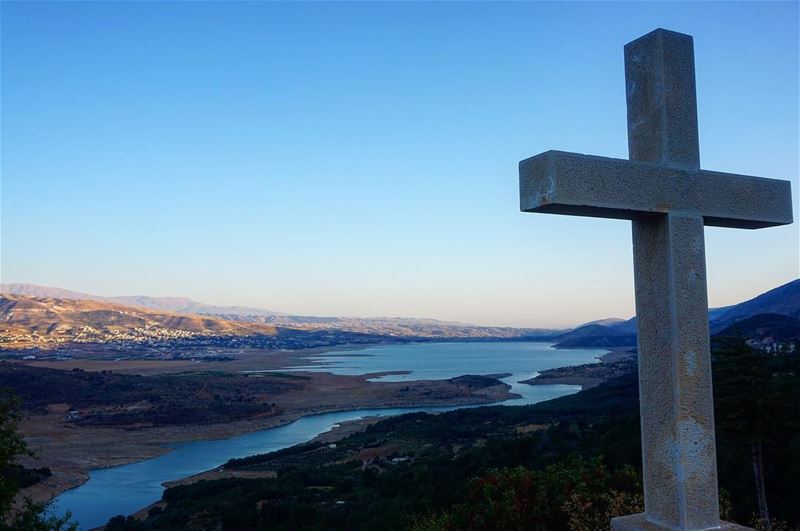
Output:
top-left (610, 513), bottom-right (753, 531)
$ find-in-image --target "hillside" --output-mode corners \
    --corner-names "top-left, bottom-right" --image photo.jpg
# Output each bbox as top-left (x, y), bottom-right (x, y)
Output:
top-left (715, 313), bottom-right (800, 345)
top-left (110, 340), bottom-right (800, 529)
top-left (710, 279), bottom-right (800, 333)
top-left (224, 313), bottom-right (559, 339)
top-left (0, 295), bottom-right (554, 351)
top-left (590, 279), bottom-right (800, 346)
top-left (576, 317), bottom-right (626, 328)
top-left (3, 279), bottom-right (797, 349)
top-left (551, 324), bottom-right (636, 349)
top-left (0, 285), bottom-right (558, 341)
top-left (0, 295), bottom-right (278, 348)
top-left (1, 283), bottom-right (286, 317)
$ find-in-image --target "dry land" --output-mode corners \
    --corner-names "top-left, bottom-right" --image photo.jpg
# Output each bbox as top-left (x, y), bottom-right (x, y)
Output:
top-left (3, 346), bottom-right (516, 504)
top-left (520, 348), bottom-right (637, 389)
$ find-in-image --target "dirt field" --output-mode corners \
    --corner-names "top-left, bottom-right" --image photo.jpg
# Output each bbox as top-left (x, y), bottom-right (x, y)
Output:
top-left (15, 347), bottom-right (337, 375)
top-left (11, 349), bottom-right (516, 504)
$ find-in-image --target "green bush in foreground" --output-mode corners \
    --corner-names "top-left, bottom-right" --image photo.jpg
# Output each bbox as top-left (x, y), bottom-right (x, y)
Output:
top-left (0, 389), bottom-right (77, 531)
top-left (411, 458), bottom-right (642, 531)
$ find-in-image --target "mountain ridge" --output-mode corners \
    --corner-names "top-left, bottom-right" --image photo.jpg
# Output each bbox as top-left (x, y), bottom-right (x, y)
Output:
top-left (0, 283), bottom-right (561, 339)
top-left (608, 279), bottom-right (799, 336)
top-left (552, 324), bottom-right (637, 349)
top-left (2, 280), bottom-right (797, 349)
top-left (0, 296), bottom-right (555, 350)
top-left (709, 279), bottom-right (800, 333)
top-left (0, 283), bottom-right (287, 317)
top-left (0, 294), bottom-right (279, 349)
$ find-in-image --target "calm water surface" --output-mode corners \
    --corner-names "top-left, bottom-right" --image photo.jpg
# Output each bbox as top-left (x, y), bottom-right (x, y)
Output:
top-left (52, 341), bottom-right (603, 529)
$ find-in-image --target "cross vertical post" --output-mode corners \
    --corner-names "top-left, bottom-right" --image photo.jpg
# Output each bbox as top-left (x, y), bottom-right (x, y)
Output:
top-left (618, 30), bottom-right (721, 530)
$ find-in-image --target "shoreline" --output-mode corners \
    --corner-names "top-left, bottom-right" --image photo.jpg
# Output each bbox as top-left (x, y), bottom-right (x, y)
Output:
top-left (14, 339), bottom-right (600, 517)
top-left (43, 394), bottom-right (515, 501)
top-left (157, 415), bottom-right (390, 492)
top-left (519, 348), bottom-right (637, 389)
top-left (19, 370), bottom-right (517, 505)
top-left (112, 414), bottom-right (413, 531)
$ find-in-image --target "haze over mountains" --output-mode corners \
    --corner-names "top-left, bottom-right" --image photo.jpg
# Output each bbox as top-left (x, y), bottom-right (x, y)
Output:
top-left (0, 284), bottom-right (556, 348)
top-left (0, 294), bottom-right (278, 341)
top-left (0, 284), bottom-right (287, 318)
top-left (1, 280), bottom-right (798, 350)
top-left (550, 279), bottom-right (800, 347)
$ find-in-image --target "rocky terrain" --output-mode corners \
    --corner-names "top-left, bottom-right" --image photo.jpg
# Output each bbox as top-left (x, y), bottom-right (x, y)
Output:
top-left (0, 295), bottom-right (278, 349)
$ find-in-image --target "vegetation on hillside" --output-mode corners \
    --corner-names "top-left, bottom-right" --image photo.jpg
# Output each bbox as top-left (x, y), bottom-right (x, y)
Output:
top-left (713, 338), bottom-right (800, 529)
top-left (100, 338), bottom-right (798, 530)
top-left (0, 389), bottom-right (76, 531)
top-left (0, 364), bottom-right (291, 428)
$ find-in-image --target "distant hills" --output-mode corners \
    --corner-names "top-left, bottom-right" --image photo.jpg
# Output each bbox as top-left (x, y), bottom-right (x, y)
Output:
top-left (0, 286), bottom-right (558, 350)
top-left (0, 294), bottom-right (279, 348)
top-left (1, 280), bottom-right (797, 350)
top-left (0, 283), bottom-right (287, 317)
top-left (551, 325), bottom-right (636, 349)
top-left (715, 313), bottom-right (800, 345)
top-left (553, 279), bottom-right (800, 348)
top-left (0, 283), bottom-right (555, 339)
top-left (576, 318), bottom-right (626, 328)
top-left (708, 280), bottom-right (800, 333)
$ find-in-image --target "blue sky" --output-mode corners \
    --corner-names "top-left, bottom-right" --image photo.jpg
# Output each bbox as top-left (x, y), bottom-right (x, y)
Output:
top-left (2, 1), bottom-right (798, 327)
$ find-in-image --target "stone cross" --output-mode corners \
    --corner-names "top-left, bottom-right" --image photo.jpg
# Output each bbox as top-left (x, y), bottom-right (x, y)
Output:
top-left (518, 29), bottom-right (793, 530)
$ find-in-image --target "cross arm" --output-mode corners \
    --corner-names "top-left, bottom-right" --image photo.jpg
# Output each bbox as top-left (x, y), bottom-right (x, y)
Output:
top-left (519, 150), bottom-right (793, 229)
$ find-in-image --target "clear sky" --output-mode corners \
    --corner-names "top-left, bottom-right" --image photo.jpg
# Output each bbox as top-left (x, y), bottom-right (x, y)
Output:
top-left (1, 1), bottom-right (798, 328)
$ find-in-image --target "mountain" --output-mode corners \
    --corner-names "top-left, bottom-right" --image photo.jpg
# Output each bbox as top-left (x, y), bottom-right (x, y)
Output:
top-left (551, 324), bottom-right (636, 349)
top-left (0, 284), bottom-right (98, 300)
top-left (0, 284), bottom-right (558, 340)
top-left (0, 295), bottom-right (556, 350)
top-left (215, 313), bottom-right (560, 339)
top-left (0, 294), bottom-right (279, 348)
top-left (609, 279), bottom-right (800, 336)
top-left (3, 279), bottom-right (797, 348)
top-left (577, 317), bottom-right (625, 328)
top-left (708, 305), bottom-right (735, 322)
top-left (709, 279), bottom-right (800, 333)
top-left (0, 283), bottom-right (286, 317)
top-left (714, 313), bottom-right (800, 344)
top-left (610, 318), bottom-right (638, 335)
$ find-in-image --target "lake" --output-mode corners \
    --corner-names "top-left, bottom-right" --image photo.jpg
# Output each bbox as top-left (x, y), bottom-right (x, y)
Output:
top-left (52, 341), bottom-right (604, 529)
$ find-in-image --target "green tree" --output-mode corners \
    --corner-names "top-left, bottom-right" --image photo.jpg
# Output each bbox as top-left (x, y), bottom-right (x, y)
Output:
top-left (713, 338), bottom-right (794, 530)
top-left (0, 391), bottom-right (29, 519)
top-left (411, 458), bottom-right (643, 531)
top-left (0, 388), bottom-right (77, 531)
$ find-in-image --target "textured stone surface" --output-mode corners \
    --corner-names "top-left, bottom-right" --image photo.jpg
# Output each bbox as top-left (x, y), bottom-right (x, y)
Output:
top-left (519, 151), bottom-right (793, 228)
top-left (624, 29), bottom-right (700, 169)
top-left (517, 27), bottom-right (792, 531)
top-left (627, 33), bottom-right (718, 528)
top-left (632, 213), bottom-right (719, 528)
top-left (611, 513), bottom-right (753, 531)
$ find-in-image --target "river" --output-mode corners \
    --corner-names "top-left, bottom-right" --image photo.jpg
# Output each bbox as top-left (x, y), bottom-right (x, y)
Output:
top-left (52, 341), bottom-right (604, 529)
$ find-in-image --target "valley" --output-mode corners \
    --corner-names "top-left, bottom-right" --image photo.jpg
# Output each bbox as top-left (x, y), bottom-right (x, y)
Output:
top-left (5, 357), bottom-right (516, 507)
top-left (1, 280), bottom-right (797, 529)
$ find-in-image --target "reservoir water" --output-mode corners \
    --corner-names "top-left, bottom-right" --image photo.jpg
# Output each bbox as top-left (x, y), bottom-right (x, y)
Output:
top-left (52, 341), bottom-right (604, 529)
